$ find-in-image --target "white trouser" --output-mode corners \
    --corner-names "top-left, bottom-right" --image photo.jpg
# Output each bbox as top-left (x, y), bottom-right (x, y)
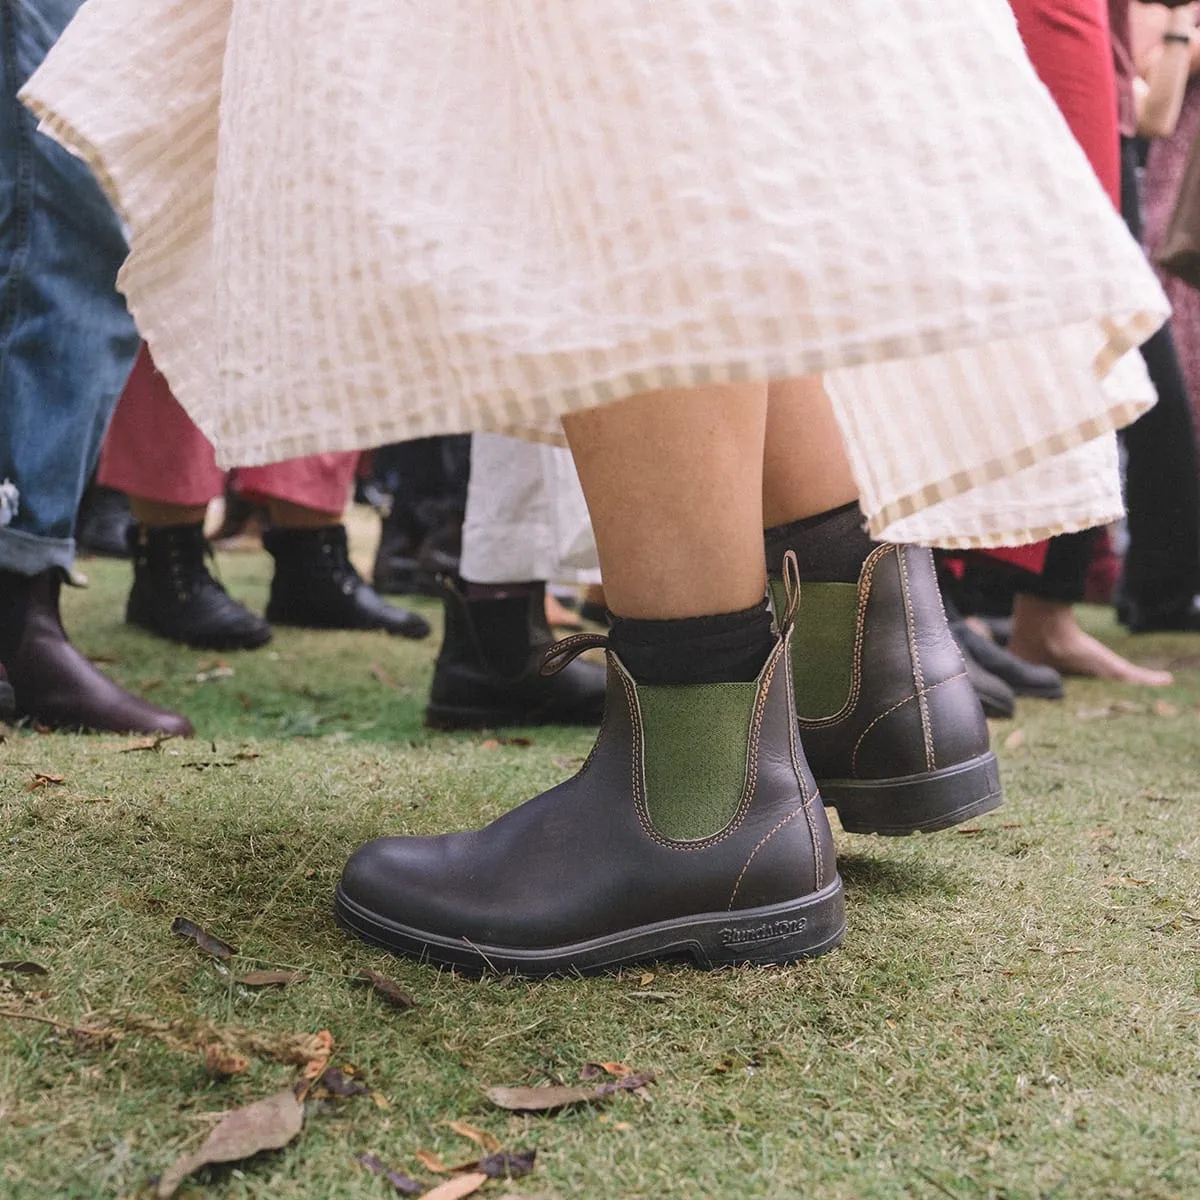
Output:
top-left (459, 433), bottom-right (599, 585)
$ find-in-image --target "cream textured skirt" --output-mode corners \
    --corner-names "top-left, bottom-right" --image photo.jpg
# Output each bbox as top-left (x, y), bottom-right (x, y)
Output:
top-left (23, 0), bottom-right (1169, 548)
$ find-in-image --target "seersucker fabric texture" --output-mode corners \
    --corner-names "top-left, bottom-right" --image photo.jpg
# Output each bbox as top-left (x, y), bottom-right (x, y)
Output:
top-left (22, 0), bottom-right (1169, 547)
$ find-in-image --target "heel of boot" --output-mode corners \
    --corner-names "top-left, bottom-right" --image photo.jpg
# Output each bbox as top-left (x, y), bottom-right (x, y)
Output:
top-left (701, 878), bottom-right (846, 967)
top-left (821, 752), bottom-right (1002, 836)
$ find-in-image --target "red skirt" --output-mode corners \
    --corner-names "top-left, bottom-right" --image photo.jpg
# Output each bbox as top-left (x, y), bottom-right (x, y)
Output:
top-left (968, 0), bottom-right (1122, 576)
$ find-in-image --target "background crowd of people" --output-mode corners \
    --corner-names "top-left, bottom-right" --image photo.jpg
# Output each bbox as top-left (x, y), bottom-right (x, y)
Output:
top-left (2, 0), bottom-right (1198, 973)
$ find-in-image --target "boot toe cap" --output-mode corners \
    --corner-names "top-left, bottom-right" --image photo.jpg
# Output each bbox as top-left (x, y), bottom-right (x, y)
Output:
top-left (339, 835), bottom-right (464, 935)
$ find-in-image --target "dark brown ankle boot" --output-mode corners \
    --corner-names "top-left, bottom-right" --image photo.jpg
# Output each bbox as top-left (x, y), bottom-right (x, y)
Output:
top-left (0, 569), bottom-right (194, 735)
top-left (336, 557), bottom-right (844, 975)
top-left (772, 545), bottom-right (1001, 835)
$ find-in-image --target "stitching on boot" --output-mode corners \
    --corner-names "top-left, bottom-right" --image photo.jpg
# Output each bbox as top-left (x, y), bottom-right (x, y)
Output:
top-left (785, 638), bottom-right (823, 889)
top-left (896, 548), bottom-right (935, 772)
top-left (796, 543), bottom-right (889, 729)
top-left (727, 803), bottom-right (810, 910)
top-left (850, 671), bottom-right (968, 776)
top-left (632, 643), bottom-right (780, 850)
top-left (571, 651), bottom-right (616, 781)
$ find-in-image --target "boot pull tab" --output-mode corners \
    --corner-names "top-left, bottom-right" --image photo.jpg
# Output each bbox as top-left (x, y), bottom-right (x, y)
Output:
top-left (540, 632), bottom-right (609, 677)
top-left (779, 549), bottom-right (802, 635)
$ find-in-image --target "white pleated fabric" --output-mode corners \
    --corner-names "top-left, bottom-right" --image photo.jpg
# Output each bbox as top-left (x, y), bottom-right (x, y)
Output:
top-left (460, 435), bottom-right (599, 586)
top-left (23, 0), bottom-right (1169, 547)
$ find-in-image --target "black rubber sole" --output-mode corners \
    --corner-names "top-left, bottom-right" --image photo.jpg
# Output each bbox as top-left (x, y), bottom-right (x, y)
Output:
top-left (819, 751), bottom-right (1002, 836)
top-left (126, 614), bottom-right (273, 651)
top-left (1011, 681), bottom-right (1064, 701)
top-left (373, 573), bottom-right (443, 598)
top-left (334, 876), bottom-right (846, 977)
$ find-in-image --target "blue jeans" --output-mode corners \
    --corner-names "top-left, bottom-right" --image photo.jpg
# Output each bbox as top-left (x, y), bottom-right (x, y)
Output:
top-left (0, 0), bottom-right (139, 575)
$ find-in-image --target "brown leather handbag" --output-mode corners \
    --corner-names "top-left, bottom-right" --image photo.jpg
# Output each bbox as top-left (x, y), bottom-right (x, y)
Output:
top-left (1155, 119), bottom-right (1200, 290)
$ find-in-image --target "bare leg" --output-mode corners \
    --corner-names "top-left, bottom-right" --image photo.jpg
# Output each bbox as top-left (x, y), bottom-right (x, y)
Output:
top-left (266, 498), bottom-right (341, 529)
top-left (1008, 595), bottom-right (1173, 686)
top-left (129, 497), bottom-right (208, 526)
top-left (562, 382), bottom-right (770, 618)
top-left (762, 377), bottom-right (858, 527)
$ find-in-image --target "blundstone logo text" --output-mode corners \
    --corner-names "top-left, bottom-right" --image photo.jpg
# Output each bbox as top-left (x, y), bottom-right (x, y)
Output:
top-left (720, 918), bottom-right (808, 947)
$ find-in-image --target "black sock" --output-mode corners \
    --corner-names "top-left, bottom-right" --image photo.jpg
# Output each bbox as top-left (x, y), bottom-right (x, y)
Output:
top-left (609, 600), bottom-right (774, 685)
top-left (764, 501), bottom-right (876, 583)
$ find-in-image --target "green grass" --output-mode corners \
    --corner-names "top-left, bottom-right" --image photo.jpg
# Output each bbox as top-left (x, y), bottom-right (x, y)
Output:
top-left (2, 529), bottom-right (1200, 1198)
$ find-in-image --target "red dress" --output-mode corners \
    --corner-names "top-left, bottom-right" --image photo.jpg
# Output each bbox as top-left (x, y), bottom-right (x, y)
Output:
top-left (974, 0), bottom-right (1122, 574)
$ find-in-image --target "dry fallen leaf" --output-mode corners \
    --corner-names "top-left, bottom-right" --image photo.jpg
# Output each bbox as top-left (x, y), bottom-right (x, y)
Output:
top-left (446, 1121), bottom-right (501, 1152)
top-left (580, 1061), bottom-right (633, 1081)
top-left (316, 1066), bottom-right (370, 1098)
top-left (355, 969), bottom-right (417, 1010)
top-left (369, 662), bottom-right (397, 689)
top-left (415, 1149), bottom-right (451, 1174)
top-left (419, 1173), bottom-right (490, 1200)
top-left (118, 733), bottom-right (178, 754)
top-left (155, 1088), bottom-right (304, 1197)
top-left (487, 1072), bottom-right (655, 1111)
top-left (234, 970), bottom-right (309, 988)
top-left (356, 1152), bottom-right (423, 1195)
top-left (170, 916), bottom-right (236, 960)
top-left (192, 666), bottom-right (235, 683)
top-left (26, 772), bottom-right (65, 792)
top-left (1002, 728), bottom-right (1026, 750)
top-left (474, 1150), bottom-right (536, 1179)
top-left (486, 1085), bottom-right (594, 1111)
top-left (1102, 875), bottom-right (1156, 888)
top-left (203, 1044), bottom-right (250, 1078)
top-left (0, 961), bottom-right (48, 976)
top-left (598, 1062), bottom-right (633, 1078)
top-left (300, 1030), bottom-right (335, 1083)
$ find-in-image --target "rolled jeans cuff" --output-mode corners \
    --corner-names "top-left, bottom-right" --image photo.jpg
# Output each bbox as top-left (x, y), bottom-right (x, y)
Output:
top-left (0, 527), bottom-right (75, 576)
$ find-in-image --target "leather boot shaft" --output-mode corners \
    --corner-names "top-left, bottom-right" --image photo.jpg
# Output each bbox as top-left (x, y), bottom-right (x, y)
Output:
top-left (773, 544), bottom-right (1001, 835)
top-left (426, 579), bottom-right (605, 729)
top-left (0, 568), bottom-right (193, 735)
